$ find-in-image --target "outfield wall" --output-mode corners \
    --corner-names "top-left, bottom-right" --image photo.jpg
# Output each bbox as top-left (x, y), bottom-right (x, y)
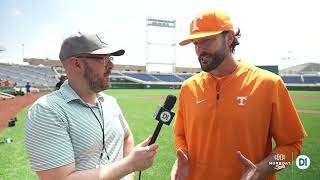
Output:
top-left (286, 84), bottom-right (320, 91)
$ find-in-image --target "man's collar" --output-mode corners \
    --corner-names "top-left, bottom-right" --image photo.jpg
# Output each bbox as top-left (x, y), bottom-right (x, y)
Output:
top-left (60, 80), bottom-right (105, 104)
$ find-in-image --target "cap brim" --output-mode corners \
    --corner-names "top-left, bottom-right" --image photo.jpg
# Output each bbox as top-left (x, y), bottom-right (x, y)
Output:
top-left (179, 31), bottom-right (223, 46)
top-left (91, 48), bottom-right (125, 56)
top-left (110, 49), bottom-right (125, 56)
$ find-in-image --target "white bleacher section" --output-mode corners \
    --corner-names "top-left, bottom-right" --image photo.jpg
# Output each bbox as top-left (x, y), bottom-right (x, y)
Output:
top-left (0, 63), bottom-right (56, 87)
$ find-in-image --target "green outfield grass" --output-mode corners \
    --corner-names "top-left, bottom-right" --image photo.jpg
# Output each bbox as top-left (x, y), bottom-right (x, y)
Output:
top-left (294, 99), bottom-right (320, 111)
top-left (290, 91), bottom-right (320, 110)
top-left (0, 90), bottom-right (319, 180)
top-left (289, 91), bottom-right (320, 95)
top-left (278, 113), bottom-right (320, 179)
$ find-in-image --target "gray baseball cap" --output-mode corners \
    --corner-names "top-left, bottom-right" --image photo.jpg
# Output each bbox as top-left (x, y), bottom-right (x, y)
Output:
top-left (59, 33), bottom-right (125, 60)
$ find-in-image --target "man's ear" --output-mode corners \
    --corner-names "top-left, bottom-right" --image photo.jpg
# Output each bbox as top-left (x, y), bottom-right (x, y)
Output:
top-left (71, 57), bottom-right (82, 69)
top-left (226, 30), bottom-right (235, 47)
top-left (67, 57), bottom-right (84, 74)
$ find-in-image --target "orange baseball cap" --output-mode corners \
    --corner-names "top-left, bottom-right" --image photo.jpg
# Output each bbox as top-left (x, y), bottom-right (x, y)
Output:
top-left (179, 10), bottom-right (234, 46)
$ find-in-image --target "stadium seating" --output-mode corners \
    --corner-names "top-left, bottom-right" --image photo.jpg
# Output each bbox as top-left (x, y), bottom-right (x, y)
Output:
top-left (1, 62), bottom-right (319, 86)
top-left (303, 76), bottom-right (320, 84)
top-left (122, 72), bottom-right (160, 82)
top-left (110, 77), bottom-right (133, 83)
top-left (111, 72), bottom-right (124, 76)
top-left (177, 74), bottom-right (193, 80)
top-left (281, 76), bottom-right (303, 84)
top-left (151, 74), bottom-right (184, 82)
top-left (0, 63), bottom-right (56, 87)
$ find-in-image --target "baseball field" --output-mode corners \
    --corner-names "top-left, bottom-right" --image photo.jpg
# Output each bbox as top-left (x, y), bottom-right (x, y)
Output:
top-left (0, 89), bottom-right (319, 179)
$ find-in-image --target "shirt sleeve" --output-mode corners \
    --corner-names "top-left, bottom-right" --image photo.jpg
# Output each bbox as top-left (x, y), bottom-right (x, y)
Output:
top-left (272, 140), bottom-right (303, 162)
top-left (270, 78), bottom-right (307, 161)
top-left (173, 86), bottom-right (188, 151)
top-left (24, 101), bottom-right (74, 171)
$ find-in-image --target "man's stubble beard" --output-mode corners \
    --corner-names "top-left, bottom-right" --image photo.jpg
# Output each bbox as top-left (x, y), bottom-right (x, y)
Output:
top-left (83, 62), bottom-right (110, 93)
top-left (198, 42), bottom-right (228, 72)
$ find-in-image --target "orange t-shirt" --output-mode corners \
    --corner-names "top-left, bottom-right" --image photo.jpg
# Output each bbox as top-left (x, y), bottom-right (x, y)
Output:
top-left (173, 62), bottom-right (307, 180)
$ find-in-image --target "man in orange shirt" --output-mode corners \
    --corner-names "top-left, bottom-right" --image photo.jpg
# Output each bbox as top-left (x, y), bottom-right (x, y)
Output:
top-left (3, 79), bottom-right (11, 86)
top-left (171, 10), bottom-right (307, 180)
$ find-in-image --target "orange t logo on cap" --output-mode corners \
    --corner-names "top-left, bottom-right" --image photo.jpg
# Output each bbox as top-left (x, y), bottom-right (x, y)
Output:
top-left (191, 15), bottom-right (203, 32)
top-left (179, 10), bottom-right (234, 46)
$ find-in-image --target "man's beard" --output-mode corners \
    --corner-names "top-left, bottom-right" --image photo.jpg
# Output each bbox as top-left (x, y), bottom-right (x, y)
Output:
top-left (198, 43), bottom-right (228, 72)
top-left (83, 62), bottom-right (110, 93)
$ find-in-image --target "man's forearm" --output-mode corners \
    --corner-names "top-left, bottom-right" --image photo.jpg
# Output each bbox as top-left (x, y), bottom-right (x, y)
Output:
top-left (123, 132), bottom-right (135, 157)
top-left (123, 130), bottom-right (135, 179)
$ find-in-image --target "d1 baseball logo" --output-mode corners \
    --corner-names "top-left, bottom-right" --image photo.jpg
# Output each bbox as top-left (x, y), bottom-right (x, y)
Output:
top-left (296, 155), bottom-right (310, 170)
top-left (160, 111), bottom-right (171, 123)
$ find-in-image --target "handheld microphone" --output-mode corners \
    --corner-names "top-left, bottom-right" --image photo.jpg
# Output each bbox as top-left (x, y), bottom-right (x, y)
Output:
top-left (148, 95), bottom-right (177, 145)
top-left (139, 95), bottom-right (177, 180)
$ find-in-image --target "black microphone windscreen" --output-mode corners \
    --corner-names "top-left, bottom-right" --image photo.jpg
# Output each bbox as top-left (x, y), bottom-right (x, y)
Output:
top-left (163, 95), bottom-right (177, 110)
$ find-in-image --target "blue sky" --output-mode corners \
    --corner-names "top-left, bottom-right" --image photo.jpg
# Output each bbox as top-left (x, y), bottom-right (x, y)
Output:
top-left (1, 0), bottom-right (319, 70)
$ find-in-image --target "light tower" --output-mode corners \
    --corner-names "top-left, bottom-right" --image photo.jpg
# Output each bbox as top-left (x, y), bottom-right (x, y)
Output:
top-left (0, 45), bottom-right (5, 53)
top-left (146, 17), bottom-right (176, 73)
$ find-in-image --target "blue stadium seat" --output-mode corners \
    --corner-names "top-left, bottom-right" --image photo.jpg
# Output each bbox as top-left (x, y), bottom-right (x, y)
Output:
top-left (281, 76), bottom-right (303, 84)
top-left (151, 74), bottom-right (183, 82)
top-left (177, 74), bottom-right (193, 80)
top-left (111, 72), bottom-right (123, 76)
top-left (123, 73), bottom-right (160, 82)
top-left (303, 76), bottom-right (320, 83)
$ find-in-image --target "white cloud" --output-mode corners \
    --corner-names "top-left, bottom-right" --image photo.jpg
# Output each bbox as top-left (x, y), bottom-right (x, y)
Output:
top-left (12, 9), bottom-right (24, 16)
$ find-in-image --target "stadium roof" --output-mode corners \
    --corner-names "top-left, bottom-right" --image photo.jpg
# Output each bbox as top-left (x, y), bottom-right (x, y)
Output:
top-left (280, 62), bottom-right (320, 75)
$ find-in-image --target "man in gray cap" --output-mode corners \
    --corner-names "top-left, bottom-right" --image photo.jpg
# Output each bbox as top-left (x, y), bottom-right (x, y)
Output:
top-left (24, 33), bottom-right (158, 180)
